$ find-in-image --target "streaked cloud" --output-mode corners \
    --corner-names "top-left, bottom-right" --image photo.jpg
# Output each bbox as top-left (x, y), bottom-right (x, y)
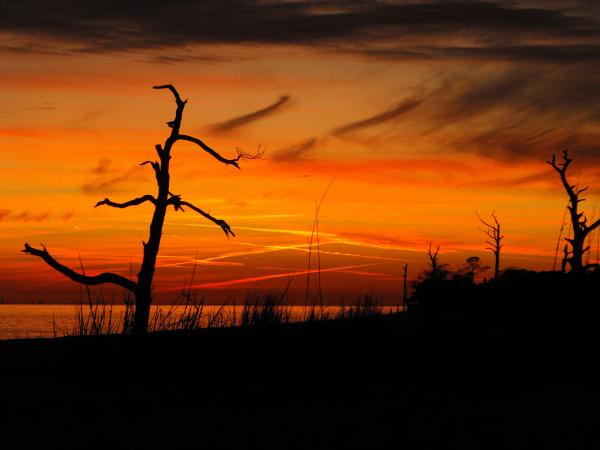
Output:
top-left (12, 211), bottom-right (50, 222)
top-left (166, 263), bottom-right (380, 290)
top-left (91, 158), bottom-right (112, 175)
top-left (332, 98), bottom-right (422, 136)
top-left (82, 164), bottom-right (146, 194)
top-left (271, 137), bottom-right (320, 162)
top-left (209, 95), bottom-right (290, 133)
top-left (21, 102), bottom-right (55, 111)
top-left (0, 209), bottom-right (11, 221)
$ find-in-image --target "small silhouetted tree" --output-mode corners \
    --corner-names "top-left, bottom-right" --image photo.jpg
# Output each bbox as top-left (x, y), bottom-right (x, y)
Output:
top-left (548, 150), bottom-right (600, 274)
top-left (477, 212), bottom-right (503, 279)
top-left (425, 242), bottom-right (448, 281)
top-left (23, 84), bottom-right (261, 334)
top-left (460, 256), bottom-right (489, 281)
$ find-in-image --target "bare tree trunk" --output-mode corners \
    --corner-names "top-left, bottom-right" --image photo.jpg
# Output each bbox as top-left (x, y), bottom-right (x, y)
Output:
top-left (494, 247), bottom-right (500, 280)
top-left (548, 151), bottom-right (600, 274)
top-left (477, 213), bottom-right (503, 280)
top-left (133, 139), bottom-right (172, 335)
top-left (402, 263), bottom-right (408, 311)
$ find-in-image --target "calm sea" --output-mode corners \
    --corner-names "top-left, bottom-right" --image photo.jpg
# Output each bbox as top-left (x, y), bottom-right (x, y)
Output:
top-left (0, 304), bottom-right (399, 340)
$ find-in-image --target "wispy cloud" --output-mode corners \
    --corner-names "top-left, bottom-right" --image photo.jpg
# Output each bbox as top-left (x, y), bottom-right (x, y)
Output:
top-left (142, 53), bottom-right (232, 64)
top-left (209, 95), bottom-right (290, 133)
top-left (91, 158), bottom-right (112, 175)
top-left (332, 98), bottom-right (422, 136)
top-left (316, 65), bottom-right (600, 162)
top-left (271, 137), bottom-right (320, 162)
top-left (12, 211), bottom-right (50, 222)
top-left (0, 209), bottom-right (11, 221)
top-left (82, 164), bottom-right (145, 194)
top-left (21, 101), bottom-right (55, 111)
top-left (181, 222), bottom-right (337, 238)
top-left (163, 263), bottom-right (380, 290)
top-left (72, 106), bottom-right (111, 128)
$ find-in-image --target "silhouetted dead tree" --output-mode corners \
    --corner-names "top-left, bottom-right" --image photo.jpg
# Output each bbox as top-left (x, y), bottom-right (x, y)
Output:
top-left (477, 212), bottom-right (503, 279)
top-left (23, 84), bottom-right (261, 334)
top-left (426, 242), bottom-right (446, 280)
top-left (548, 150), bottom-right (600, 274)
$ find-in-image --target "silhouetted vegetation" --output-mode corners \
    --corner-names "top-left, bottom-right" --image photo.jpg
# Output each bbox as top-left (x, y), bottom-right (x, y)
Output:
top-left (408, 245), bottom-right (600, 322)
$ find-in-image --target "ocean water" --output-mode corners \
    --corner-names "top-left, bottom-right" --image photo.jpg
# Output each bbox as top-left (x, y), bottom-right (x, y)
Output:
top-left (0, 304), bottom-right (398, 340)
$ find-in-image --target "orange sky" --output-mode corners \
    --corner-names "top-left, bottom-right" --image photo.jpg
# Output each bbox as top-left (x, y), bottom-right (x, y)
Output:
top-left (2, 2), bottom-right (600, 304)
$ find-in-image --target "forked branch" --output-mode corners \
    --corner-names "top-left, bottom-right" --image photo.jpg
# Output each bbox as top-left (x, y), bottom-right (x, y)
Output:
top-left (175, 135), bottom-right (262, 169)
top-left (22, 243), bottom-right (137, 292)
top-left (547, 150), bottom-right (578, 201)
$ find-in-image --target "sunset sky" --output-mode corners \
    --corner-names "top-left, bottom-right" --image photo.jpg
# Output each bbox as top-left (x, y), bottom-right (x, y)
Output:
top-left (2, 1), bottom-right (600, 304)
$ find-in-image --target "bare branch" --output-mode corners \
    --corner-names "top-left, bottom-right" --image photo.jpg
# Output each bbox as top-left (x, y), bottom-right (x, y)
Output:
top-left (476, 213), bottom-right (495, 230)
top-left (491, 212), bottom-right (501, 228)
top-left (153, 85), bottom-right (187, 138)
top-left (548, 150), bottom-right (578, 201)
top-left (235, 144), bottom-right (265, 161)
top-left (175, 135), bottom-right (243, 169)
top-left (588, 218), bottom-right (600, 234)
top-left (153, 84), bottom-right (184, 106)
top-left (95, 195), bottom-right (156, 209)
top-left (483, 229), bottom-right (495, 239)
top-left (22, 243), bottom-right (137, 292)
top-left (140, 160), bottom-right (161, 175)
top-left (167, 196), bottom-right (235, 237)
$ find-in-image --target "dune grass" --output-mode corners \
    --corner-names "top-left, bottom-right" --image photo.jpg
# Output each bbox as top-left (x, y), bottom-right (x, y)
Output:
top-left (61, 286), bottom-right (390, 338)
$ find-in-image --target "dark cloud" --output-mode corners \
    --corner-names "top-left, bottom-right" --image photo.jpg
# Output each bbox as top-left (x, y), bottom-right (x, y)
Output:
top-left (142, 53), bottom-right (232, 64)
top-left (332, 98), bottom-right (422, 136)
top-left (2, 1), bottom-right (598, 65)
top-left (61, 210), bottom-right (76, 220)
top-left (91, 158), bottom-right (112, 175)
top-left (271, 137), bottom-right (320, 162)
top-left (82, 165), bottom-right (144, 194)
top-left (72, 106), bottom-right (112, 128)
top-left (12, 211), bottom-right (50, 222)
top-left (22, 102), bottom-right (55, 111)
top-left (209, 95), bottom-right (290, 133)
top-left (355, 44), bottom-right (600, 65)
top-left (0, 209), bottom-right (11, 221)
top-left (462, 171), bottom-right (554, 189)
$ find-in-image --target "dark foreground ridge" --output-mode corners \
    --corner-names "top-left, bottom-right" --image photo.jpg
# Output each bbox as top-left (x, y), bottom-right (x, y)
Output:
top-left (2, 281), bottom-right (600, 450)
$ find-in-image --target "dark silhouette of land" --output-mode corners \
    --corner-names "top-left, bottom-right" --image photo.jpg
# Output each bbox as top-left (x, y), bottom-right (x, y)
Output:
top-left (2, 270), bottom-right (600, 449)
